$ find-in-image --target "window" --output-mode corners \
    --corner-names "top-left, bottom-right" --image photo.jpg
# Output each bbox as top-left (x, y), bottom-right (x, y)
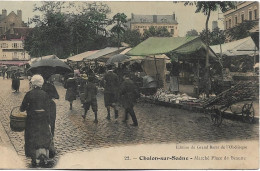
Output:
top-left (254, 9), bottom-right (258, 19)
top-left (2, 52), bottom-right (6, 58)
top-left (226, 21), bottom-right (228, 29)
top-left (235, 16), bottom-right (238, 25)
top-left (12, 52), bottom-right (18, 59)
top-left (249, 11), bottom-right (253, 20)
top-left (229, 19), bottom-right (231, 28)
top-left (241, 14), bottom-right (244, 22)
top-left (171, 29), bottom-right (174, 34)
top-left (0, 43), bottom-right (8, 48)
top-left (12, 43), bottom-right (18, 48)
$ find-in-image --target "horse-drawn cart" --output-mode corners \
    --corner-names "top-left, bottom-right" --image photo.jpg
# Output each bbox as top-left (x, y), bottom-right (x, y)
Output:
top-left (203, 81), bottom-right (258, 126)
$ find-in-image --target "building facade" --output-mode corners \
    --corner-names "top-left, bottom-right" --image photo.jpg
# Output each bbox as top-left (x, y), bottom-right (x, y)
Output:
top-left (223, 1), bottom-right (259, 30)
top-left (0, 9), bottom-right (30, 64)
top-left (0, 40), bottom-right (30, 61)
top-left (128, 13), bottom-right (179, 37)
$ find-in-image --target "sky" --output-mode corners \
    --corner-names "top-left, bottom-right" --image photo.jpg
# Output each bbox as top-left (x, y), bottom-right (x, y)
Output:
top-left (0, 1), bottom-right (224, 37)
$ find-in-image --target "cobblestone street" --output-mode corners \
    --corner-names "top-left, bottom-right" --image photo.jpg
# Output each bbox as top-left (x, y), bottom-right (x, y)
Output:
top-left (0, 78), bottom-right (258, 168)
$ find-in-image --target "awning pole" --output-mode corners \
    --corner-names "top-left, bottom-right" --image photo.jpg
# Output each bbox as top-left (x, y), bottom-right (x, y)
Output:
top-left (154, 55), bottom-right (159, 85)
top-left (254, 45), bottom-right (256, 73)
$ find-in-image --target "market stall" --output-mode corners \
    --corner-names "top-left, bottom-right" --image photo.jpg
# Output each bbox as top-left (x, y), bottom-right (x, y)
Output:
top-left (126, 36), bottom-right (218, 95)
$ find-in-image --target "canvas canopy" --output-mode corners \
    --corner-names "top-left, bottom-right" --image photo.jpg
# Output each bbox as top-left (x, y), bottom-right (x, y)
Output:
top-left (29, 55), bottom-right (59, 65)
top-left (210, 37), bottom-right (258, 57)
top-left (83, 47), bottom-right (126, 60)
top-left (126, 37), bottom-right (217, 61)
top-left (67, 50), bottom-right (99, 62)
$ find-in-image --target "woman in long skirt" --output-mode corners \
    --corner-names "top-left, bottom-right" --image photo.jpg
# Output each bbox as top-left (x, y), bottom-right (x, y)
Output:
top-left (64, 74), bottom-right (78, 110)
top-left (11, 71), bottom-right (20, 92)
top-left (20, 74), bottom-right (52, 167)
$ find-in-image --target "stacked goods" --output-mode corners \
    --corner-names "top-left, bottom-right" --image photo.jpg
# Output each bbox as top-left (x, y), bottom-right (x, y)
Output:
top-left (203, 81), bottom-right (258, 108)
top-left (141, 88), bottom-right (199, 105)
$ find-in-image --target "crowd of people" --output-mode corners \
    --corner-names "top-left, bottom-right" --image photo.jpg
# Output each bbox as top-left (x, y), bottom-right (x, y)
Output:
top-left (14, 63), bottom-right (141, 167)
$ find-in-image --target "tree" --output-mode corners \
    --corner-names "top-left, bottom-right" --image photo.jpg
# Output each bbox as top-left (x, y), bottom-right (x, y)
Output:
top-left (122, 29), bottom-right (142, 47)
top-left (25, 12), bottom-right (71, 58)
top-left (110, 13), bottom-right (128, 48)
top-left (184, 1), bottom-right (236, 97)
top-left (143, 26), bottom-right (171, 40)
top-left (199, 27), bottom-right (225, 46)
top-left (186, 29), bottom-right (199, 36)
top-left (226, 20), bottom-right (258, 41)
top-left (25, 2), bottom-right (111, 57)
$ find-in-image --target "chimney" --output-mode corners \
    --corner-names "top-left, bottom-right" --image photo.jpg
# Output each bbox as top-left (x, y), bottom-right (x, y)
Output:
top-left (173, 12), bottom-right (175, 20)
top-left (2, 9), bottom-right (7, 17)
top-left (153, 15), bottom-right (157, 23)
top-left (17, 10), bottom-right (22, 20)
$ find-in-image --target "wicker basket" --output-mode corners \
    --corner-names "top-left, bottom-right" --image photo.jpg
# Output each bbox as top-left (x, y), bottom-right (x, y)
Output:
top-left (10, 106), bottom-right (26, 132)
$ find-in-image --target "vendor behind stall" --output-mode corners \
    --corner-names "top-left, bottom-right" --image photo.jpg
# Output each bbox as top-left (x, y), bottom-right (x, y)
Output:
top-left (169, 60), bottom-right (180, 94)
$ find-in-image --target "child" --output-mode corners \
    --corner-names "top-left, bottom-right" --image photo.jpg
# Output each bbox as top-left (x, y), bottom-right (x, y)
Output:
top-left (82, 75), bottom-right (98, 123)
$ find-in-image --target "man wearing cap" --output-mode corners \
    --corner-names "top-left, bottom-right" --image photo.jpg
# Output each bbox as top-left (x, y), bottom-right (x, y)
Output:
top-left (82, 75), bottom-right (98, 123)
top-left (119, 74), bottom-right (139, 126)
top-left (102, 65), bottom-right (119, 120)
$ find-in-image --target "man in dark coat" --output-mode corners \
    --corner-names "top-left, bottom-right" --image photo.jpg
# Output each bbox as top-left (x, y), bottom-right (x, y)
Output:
top-left (120, 74), bottom-right (139, 126)
top-left (2, 67), bottom-right (6, 79)
top-left (42, 79), bottom-right (59, 136)
top-left (82, 75), bottom-right (98, 123)
top-left (20, 74), bottom-right (52, 166)
top-left (102, 65), bottom-right (119, 120)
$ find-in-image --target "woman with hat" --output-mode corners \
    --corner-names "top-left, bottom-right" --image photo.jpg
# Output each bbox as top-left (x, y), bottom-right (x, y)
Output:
top-left (20, 74), bottom-right (52, 167)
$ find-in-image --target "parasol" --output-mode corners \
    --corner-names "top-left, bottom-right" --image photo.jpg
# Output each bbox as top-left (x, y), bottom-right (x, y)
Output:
top-left (27, 58), bottom-right (72, 79)
top-left (106, 54), bottom-right (130, 65)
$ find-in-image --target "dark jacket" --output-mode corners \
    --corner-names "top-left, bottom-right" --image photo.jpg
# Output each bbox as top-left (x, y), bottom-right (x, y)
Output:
top-left (84, 82), bottom-right (97, 103)
top-left (20, 87), bottom-right (52, 158)
top-left (11, 72), bottom-right (20, 91)
top-left (64, 78), bottom-right (78, 101)
top-left (42, 82), bottom-right (59, 135)
top-left (120, 78), bottom-right (139, 108)
top-left (102, 71), bottom-right (119, 94)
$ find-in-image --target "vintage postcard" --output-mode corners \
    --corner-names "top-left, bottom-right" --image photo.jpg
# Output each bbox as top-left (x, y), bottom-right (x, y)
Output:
top-left (0, 1), bottom-right (259, 169)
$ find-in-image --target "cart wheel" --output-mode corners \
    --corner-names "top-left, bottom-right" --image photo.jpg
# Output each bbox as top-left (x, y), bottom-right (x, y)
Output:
top-left (210, 107), bottom-right (222, 126)
top-left (242, 103), bottom-right (254, 123)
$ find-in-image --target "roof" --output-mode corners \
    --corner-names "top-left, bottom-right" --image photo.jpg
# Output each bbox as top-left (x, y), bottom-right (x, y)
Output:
top-left (126, 36), bottom-right (217, 61)
top-left (84, 47), bottom-right (126, 60)
top-left (131, 14), bottom-right (178, 24)
top-left (0, 27), bottom-right (31, 40)
top-left (67, 50), bottom-right (99, 62)
top-left (210, 37), bottom-right (258, 56)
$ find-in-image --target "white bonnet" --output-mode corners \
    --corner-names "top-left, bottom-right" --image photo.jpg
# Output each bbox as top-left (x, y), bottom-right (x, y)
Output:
top-left (31, 74), bottom-right (44, 88)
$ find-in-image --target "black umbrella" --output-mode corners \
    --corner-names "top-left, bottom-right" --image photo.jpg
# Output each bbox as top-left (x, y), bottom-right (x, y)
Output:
top-left (106, 54), bottom-right (130, 65)
top-left (27, 58), bottom-right (72, 78)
